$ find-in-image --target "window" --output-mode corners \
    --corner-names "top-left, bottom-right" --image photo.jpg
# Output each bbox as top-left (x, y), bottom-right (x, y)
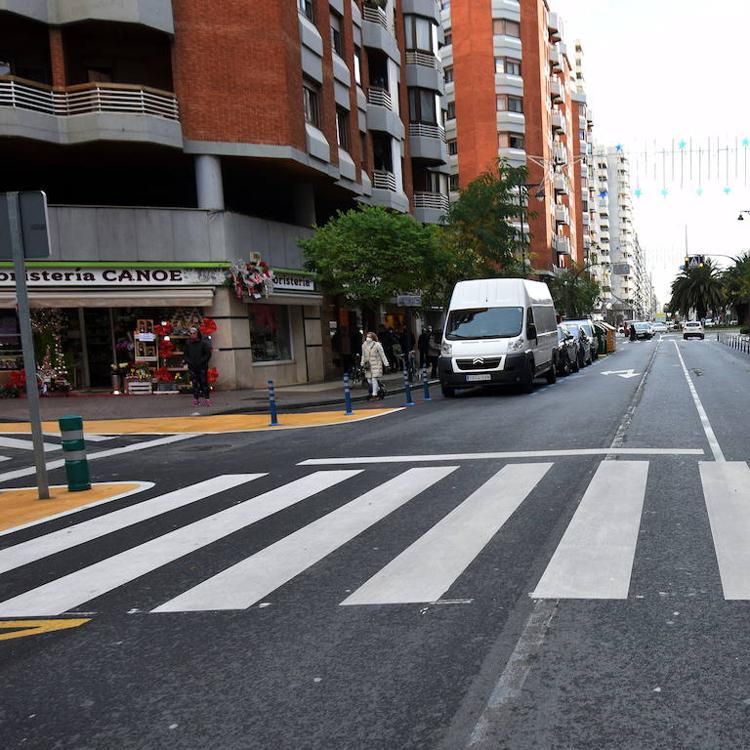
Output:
top-left (446, 101), bottom-right (456, 120)
top-left (336, 107), bottom-right (350, 151)
top-left (449, 173), bottom-right (460, 190)
top-left (444, 31), bottom-right (452, 45)
top-left (446, 307), bottom-right (524, 340)
top-left (330, 12), bottom-right (343, 56)
top-left (499, 132), bottom-right (525, 149)
top-left (0, 60), bottom-right (11, 76)
top-left (353, 46), bottom-right (362, 85)
top-left (497, 95), bottom-right (523, 113)
top-left (297, 0), bottom-right (314, 21)
top-left (408, 87), bottom-right (437, 124)
top-left (495, 57), bottom-right (521, 76)
top-left (249, 305), bottom-right (292, 363)
top-left (302, 80), bottom-right (320, 127)
top-left (444, 66), bottom-right (454, 83)
top-left (493, 18), bottom-right (521, 37)
top-left (448, 139), bottom-right (458, 155)
top-left (404, 15), bottom-right (435, 53)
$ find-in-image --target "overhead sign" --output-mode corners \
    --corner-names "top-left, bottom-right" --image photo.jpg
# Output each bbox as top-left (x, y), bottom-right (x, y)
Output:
top-left (0, 267), bottom-right (226, 287)
top-left (272, 272), bottom-right (315, 292)
top-left (397, 294), bottom-right (422, 307)
top-left (0, 191), bottom-right (51, 260)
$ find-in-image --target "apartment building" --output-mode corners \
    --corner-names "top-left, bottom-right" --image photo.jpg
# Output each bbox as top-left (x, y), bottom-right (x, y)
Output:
top-left (0, 0), bottom-right (449, 390)
top-left (440, 0), bottom-right (585, 273)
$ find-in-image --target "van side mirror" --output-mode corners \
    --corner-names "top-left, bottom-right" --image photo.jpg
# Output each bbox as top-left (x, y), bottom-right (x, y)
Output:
top-left (527, 323), bottom-right (537, 340)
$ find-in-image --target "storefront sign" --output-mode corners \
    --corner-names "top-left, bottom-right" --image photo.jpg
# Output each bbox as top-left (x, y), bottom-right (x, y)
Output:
top-left (272, 272), bottom-right (315, 292)
top-left (0, 267), bottom-right (227, 287)
top-left (397, 294), bottom-right (422, 307)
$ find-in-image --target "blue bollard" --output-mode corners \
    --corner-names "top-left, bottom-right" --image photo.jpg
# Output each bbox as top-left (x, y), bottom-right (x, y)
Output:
top-left (343, 373), bottom-right (353, 416)
top-left (267, 379), bottom-right (279, 426)
top-left (422, 368), bottom-right (431, 401)
top-left (403, 369), bottom-right (415, 406)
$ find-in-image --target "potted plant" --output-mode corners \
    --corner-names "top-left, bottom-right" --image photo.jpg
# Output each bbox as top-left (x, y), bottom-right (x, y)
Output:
top-left (155, 367), bottom-right (178, 392)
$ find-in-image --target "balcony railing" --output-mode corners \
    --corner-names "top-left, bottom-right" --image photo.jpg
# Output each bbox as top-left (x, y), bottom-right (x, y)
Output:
top-left (553, 144), bottom-right (568, 165)
top-left (414, 191), bottom-right (450, 212)
top-left (0, 76), bottom-right (179, 120)
top-left (367, 86), bottom-right (393, 109)
top-left (554, 204), bottom-right (570, 225)
top-left (551, 110), bottom-right (566, 134)
top-left (363, 5), bottom-right (393, 33)
top-left (553, 173), bottom-right (569, 194)
top-left (550, 77), bottom-right (563, 102)
top-left (553, 234), bottom-right (571, 255)
top-left (372, 169), bottom-right (398, 191)
top-left (409, 122), bottom-right (446, 141)
top-left (405, 51), bottom-right (440, 69)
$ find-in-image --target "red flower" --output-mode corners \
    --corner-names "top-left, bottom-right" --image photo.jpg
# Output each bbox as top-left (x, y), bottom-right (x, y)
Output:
top-left (9, 370), bottom-right (26, 389)
top-left (207, 367), bottom-right (219, 383)
top-left (200, 317), bottom-right (217, 335)
top-left (155, 367), bottom-right (173, 383)
top-left (159, 340), bottom-right (175, 358)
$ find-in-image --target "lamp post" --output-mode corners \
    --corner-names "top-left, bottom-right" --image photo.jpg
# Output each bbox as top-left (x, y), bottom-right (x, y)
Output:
top-left (737, 210), bottom-right (750, 221)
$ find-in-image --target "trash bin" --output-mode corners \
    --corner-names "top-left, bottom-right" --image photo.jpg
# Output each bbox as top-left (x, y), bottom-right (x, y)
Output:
top-left (595, 322), bottom-right (617, 353)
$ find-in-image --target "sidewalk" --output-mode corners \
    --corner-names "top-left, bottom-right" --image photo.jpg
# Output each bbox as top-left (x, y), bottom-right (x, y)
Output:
top-left (0, 371), bottom-right (431, 423)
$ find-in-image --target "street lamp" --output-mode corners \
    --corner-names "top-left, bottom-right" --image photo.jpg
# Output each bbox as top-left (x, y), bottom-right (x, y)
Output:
top-left (738, 211), bottom-right (750, 221)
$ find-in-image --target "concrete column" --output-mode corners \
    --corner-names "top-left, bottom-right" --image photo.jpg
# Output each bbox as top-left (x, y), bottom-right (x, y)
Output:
top-left (48, 28), bottom-right (66, 88)
top-left (293, 183), bottom-right (316, 227)
top-left (195, 155), bottom-right (225, 210)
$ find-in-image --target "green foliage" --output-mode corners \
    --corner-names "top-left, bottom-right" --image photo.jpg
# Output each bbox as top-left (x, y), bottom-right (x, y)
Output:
top-left (722, 252), bottom-right (750, 325)
top-left (668, 260), bottom-right (725, 320)
top-left (299, 205), bottom-right (449, 309)
top-left (440, 160), bottom-right (528, 279)
top-left (547, 264), bottom-right (601, 319)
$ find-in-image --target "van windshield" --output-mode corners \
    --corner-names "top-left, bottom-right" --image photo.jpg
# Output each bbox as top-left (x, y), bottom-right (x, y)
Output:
top-left (445, 307), bottom-right (523, 340)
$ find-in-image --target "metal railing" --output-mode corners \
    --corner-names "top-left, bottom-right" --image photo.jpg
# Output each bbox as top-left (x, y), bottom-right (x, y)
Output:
top-left (0, 76), bottom-right (179, 120)
top-left (363, 5), bottom-right (393, 32)
top-left (405, 51), bottom-right (440, 69)
top-left (409, 122), bottom-right (446, 141)
top-left (372, 169), bottom-right (398, 191)
top-left (717, 331), bottom-right (750, 354)
top-left (413, 191), bottom-right (450, 212)
top-left (367, 86), bottom-right (392, 109)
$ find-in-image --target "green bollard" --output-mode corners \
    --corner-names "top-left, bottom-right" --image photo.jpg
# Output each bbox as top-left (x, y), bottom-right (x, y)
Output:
top-left (58, 414), bottom-right (91, 492)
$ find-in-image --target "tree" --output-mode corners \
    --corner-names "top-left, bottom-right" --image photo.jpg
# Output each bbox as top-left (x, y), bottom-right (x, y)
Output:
top-left (548, 264), bottom-right (601, 319)
top-left (299, 205), bottom-right (449, 314)
top-left (440, 160), bottom-right (528, 279)
top-left (722, 252), bottom-right (750, 326)
top-left (668, 260), bottom-right (724, 320)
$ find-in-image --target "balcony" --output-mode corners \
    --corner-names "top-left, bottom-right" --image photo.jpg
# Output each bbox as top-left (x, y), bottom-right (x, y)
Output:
top-left (0, 76), bottom-right (181, 148)
top-left (553, 173), bottom-right (569, 194)
top-left (362, 5), bottom-right (400, 62)
top-left (548, 12), bottom-right (562, 42)
top-left (402, 0), bottom-right (441, 22)
top-left (553, 234), bottom-right (571, 255)
top-left (409, 122), bottom-right (448, 162)
top-left (367, 86), bottom-right (392, 109)
top-left (554, 204), bottom-right (570, 225)
top-left (370, 169), bottom-right (409, 213)
top-left (550, 44), bottom-right (562, 72)
top-left (413, 191), bottom-right (450, 224)
top-left (405, 51), bottom-right (444, 92)
top-left (366, 87), bottom-right (404, 139)
top-left (553, 144), bottom-right (568, 165)
top-left (373, 170), bottom-right (397, 191)
top-left (551, 110), bottom-right (566, 134)
top-left (550, 77), bottom-right (563, 102)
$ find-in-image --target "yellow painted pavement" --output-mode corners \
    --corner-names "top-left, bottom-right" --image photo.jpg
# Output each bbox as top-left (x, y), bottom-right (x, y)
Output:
top-left (0, 408), bottom-right (399, 436)
top-left (0, 618), bottom-right (90, 642)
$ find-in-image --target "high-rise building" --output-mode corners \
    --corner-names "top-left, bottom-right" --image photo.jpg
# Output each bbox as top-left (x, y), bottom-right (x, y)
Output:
top-left (0, 1), bottom-right (449, 389)
top-left (440, 0), bottom-right (588, 273)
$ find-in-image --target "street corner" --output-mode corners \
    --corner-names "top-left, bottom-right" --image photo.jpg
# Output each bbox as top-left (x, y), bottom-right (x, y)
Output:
top-left (0, 481), bottom-right (151, 535)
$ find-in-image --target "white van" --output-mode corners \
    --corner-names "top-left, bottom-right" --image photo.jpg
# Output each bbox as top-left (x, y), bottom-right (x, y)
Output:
top-left (439, 278), bottom-right (559, 396)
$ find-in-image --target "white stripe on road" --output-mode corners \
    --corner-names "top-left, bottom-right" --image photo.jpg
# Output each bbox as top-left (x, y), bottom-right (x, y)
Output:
top-left (299, 447), bottom-right (703, 466)
top-left (0, 471), bottom-right (359, 616)
top-left (672, 339), bottom-right (725, 462)
top-left (343, 463), bottom-right (552, 606)
top-left (531, 461), bottom-right (649, 599)
top-left (0, 456), bottom-right (9, 463)
top-left (0, 434), bottom-right (198, 484)
top-left (700, 461), bottom-right (750, 600)
top-left (0, 475), bottom-right (263, 574)
top-left (154, 466), bottom-right (458, 612)
top-left (0, 436), bottom-right (60, 452)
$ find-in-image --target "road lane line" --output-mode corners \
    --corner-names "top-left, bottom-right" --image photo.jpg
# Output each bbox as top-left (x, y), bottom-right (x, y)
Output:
top-left (342, 463), bottom-right (552, 606)
top-left (672, 339), bottom-right (725, 462)
top-left (299, 447), bottom-right (703, 465)
top-left (154, 466), bottom-right (458, 612)
top-left (0, 475), bottom-right (263, 574)
top-left (0, 437), bottom-right (60, 453)
top-left (0, 471), bottom-right (359, 616)
top-left (531, 461), bottom-right (649, 599)
top-left (700, 461), bottom-right (750, 599)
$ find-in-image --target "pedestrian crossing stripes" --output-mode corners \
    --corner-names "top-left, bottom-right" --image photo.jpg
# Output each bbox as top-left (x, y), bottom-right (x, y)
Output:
top-left (0, 460), bottom-right (748, 616)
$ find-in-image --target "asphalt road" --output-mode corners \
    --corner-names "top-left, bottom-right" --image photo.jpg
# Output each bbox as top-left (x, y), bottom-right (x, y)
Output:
top-left (1, 334), bottom-right (750, 749)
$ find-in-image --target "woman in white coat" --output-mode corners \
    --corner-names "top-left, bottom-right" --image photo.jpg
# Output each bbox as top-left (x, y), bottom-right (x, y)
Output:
top-left (361, 331), bottom-right (389, 400)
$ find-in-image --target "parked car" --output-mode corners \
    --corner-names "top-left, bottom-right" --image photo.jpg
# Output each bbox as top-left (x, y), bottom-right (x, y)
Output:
top-left (632, 322), bottom-right (654, 340)
top-left (565, 318), bottom-right (599, 361)
top-left (439, 278), bottom-right (559, 396)
top-left (651, 322), bottom-right (668, 334)
top-left (683, 321), bottom-right (705, 340)
top-left (564, 322), bottom-right (593, 367)
top-left (704, 318), bottom-right (715, 328)
top-left (554, 325), bottom-right (580, 375)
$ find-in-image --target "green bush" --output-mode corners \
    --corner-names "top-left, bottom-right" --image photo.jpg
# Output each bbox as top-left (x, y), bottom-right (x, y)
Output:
top-left (740, 326), bottom-right (749, 336)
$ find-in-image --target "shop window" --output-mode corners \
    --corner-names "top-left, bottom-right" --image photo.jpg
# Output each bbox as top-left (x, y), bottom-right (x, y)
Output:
top-left (250, 305), bottom-right (292, 363)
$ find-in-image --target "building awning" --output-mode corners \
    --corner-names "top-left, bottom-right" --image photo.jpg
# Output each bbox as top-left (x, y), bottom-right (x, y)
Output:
top-left (0, 287), bottom-right (215, 309)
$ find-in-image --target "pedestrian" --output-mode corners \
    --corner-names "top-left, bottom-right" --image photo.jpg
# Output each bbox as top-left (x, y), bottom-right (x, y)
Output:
top-left (361, 331), bottom-right (389, 400)
top-left (418, 327), bottom-right (431, 370)
top-left (428, 329), bottom-right (441, 378)
top-left (629, 323), bottom-right (637, 343)
top-left (183, 326), bottom-right (213, 407)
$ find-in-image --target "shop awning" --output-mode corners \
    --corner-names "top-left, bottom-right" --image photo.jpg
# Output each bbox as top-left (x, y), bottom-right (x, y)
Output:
top-left (0, 287), bottom-right (215, 309)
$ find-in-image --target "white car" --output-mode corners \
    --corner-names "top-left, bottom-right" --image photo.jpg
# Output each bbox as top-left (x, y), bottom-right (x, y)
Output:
top-left (683, 321), bottom-right (705, 340)
top-left (651, 322), bottom-right (668, 334)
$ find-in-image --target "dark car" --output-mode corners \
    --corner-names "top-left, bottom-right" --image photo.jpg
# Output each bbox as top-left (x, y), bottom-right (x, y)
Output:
top-left (565, 318), bottom-right (599, 361)
top-left (564, 323), bottom-right (593, 367)
top-left (554, 325), bottom-right (580, 375)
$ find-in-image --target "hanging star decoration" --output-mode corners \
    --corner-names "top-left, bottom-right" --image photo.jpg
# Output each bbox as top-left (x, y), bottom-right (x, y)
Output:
top-left (615, 144), bottom-right (624, 152)
top-left (696, 187), bottom-right (704, 196)
top-left (634, 188), bottom-right (642, 198)
top-left (723, 186), bottom-right (732, 195)
top-left (678, 140), bottom-right (687, 150)
top-left (743, 138), bottom-right (750, 148)
top-left (598, 190), bottom-right (608, 199)
top-left (660, 188), bottom-right (669, 197)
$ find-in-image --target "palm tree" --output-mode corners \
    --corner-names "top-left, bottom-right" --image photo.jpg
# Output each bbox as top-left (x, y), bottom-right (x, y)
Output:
top-left (722, 253), bottom-right (750, 326)
top-left (668, 260), bottom-right (724, 320)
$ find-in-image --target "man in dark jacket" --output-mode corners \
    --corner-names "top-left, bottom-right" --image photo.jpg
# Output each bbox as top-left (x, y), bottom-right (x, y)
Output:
top-left (183, 327), bottom-right (212, 406)
top-left (418, 327), bottom-right (431, 370)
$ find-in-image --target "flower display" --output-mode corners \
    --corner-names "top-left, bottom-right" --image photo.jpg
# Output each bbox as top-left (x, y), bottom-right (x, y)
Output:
top-left (228, 255), bottom-right (274, 300)
top-left (207, 367), bottom-right (219, 384)
top-left (200, 317), bottom-right (217, 335)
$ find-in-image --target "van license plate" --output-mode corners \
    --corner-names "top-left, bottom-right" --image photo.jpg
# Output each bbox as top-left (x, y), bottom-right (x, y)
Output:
top-left (466, 374), bottom-right (492, 382)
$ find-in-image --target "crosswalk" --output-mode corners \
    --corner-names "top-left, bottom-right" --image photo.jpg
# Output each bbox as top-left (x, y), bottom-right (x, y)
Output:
top-left (0, 459), bottom-right (749, 616)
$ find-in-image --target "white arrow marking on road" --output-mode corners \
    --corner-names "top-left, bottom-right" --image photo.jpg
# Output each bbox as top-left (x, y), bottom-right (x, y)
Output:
top-left (601, 369), bottom-right (640, 379)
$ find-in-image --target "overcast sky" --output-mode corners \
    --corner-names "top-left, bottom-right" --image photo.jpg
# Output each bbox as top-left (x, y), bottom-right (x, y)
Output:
top-left (552, 0), bottom-right (750, 305)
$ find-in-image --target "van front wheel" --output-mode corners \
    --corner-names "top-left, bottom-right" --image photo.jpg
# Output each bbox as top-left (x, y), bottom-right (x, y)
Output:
top-left (545, 363), bottom-right (557, 384)
top-left (521, 359), bottom-right (535, 393)
top-left (441, 384), bottom-right (456, 398)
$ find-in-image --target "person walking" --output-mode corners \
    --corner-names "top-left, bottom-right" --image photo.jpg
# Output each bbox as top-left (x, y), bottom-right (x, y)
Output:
top-left (418, 327), bottom-right (431, 370)
top-left (183, 326), bottom-right (213, 407)
top-left (629, 323), bottom-right (637, 343)
top-left (428, 329), bottom-right (441, 378)
top-left (361, 331), bottom-right (389, 400)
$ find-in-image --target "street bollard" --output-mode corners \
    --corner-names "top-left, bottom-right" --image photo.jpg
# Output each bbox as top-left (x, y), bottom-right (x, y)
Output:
top-left (403, 369), bottom-right (415, 406)
top-left (267, 379), bottom-right (279, 426)
top-left (422, 368), bottom-right (431, 401)
top-left (343, 373), bottom-right (353, 416)
top-left (58, 415), bottom-right (91, 492)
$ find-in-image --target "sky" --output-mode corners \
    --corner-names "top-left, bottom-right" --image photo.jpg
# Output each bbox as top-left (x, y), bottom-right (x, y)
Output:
top-left (551, 0), bottom-right (750, 306)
